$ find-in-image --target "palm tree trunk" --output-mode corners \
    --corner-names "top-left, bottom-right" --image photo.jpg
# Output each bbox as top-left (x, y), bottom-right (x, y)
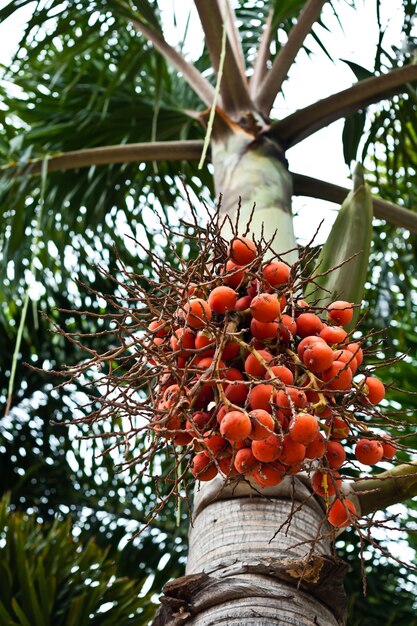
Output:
top-left (155, 479), bottom-right (347, 625)
top-left (211, 132), bottom-right (298, 264)
top-left (184, 477), bottom-right (347, 626)
top-left (153, 136), bottom-right (348, 626)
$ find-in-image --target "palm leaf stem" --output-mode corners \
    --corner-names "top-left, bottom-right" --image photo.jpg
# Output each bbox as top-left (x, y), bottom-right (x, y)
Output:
top-left (255, 0), bottom-right (328, 116)
top-left (292, 172), bottom-right (417, 232)
top-left (218, 0), bottom-right (247, 78)
top-left (3, 143), bottom-right (417, 232)
top-left (198, 18), bottom-right (227, 169)
top-left (271, 64), bottom-right (417, 147)
top-left (351, 461), bottom-right (417, 516)
top-left (1, 140), bottom-right (204, 175)
top-left (193, 0), bottom-right (254, 113)
top-left (249, 8), bottom-right (274, 98)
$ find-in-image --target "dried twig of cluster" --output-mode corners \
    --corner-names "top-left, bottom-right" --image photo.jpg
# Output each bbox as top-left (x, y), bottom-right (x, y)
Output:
top-left (40, 204), bottom-right (414, 553)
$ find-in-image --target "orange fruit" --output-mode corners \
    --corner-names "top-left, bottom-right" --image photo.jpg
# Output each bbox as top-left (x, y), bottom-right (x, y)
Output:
top-left (208, 286), bottom-right (238, 314)
top-left (234, 448), bottom-right (260, 474)
top-left (244, 350), bottom-right (273, 378)
top-left (229, 236), bottom-right (257, 265)
top-left (220, 411), bottom-right (252, 442)
top-left (326, 441), bottom-right (346, 469)
top-left (262, 261), bottom-right (290, 286)
top-left (360, 376), bottom-right (385, 405)
top-left (191, 452), bottom-right (218, 481)
top-left (249, 409), bottom-right (275, 440)
top-left (250, 293), bottom-right (281, 323)
top-left (328, 498), bottom-right (356, 527)
top-left (355, 439), bottom-right (384, 465)
top-left (327, 301), bottom-right (354, 327)
top-left (296, 313), bottom-right (323, 338)
top-left (183, 298), bottom-right (212, 329)
top-left (288, 413), bottom-right (319, 445)
top-left (252, 434), bottom-right (283, 462)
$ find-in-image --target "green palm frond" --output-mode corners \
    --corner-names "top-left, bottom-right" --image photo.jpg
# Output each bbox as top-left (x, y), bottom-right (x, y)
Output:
top-left (362, 92), bottom-right (417, 209)
top-left (0, 495), bottom-right (157, 625)
top-left (0, 0), bottom-right (213, 377)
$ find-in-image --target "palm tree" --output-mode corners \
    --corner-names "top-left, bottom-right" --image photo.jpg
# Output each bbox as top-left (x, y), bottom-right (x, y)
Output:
top-left (1, 1), bottom-right (417, 624)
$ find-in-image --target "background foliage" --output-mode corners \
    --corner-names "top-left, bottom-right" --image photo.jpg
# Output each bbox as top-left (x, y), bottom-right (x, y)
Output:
top-left (0, 495), bottom-right (157, 625)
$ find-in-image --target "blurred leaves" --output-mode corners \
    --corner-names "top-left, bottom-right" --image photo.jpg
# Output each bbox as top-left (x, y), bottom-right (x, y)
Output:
top-left (339, 527), bottom-right (417, 626)
top-left (0, 494), bottom-right (157, 625)
top-left (0, 0), bottom-right (209, 285)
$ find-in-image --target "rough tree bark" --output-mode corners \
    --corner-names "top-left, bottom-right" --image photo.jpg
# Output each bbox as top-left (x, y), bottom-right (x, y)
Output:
top-left (153, 133), bottom-right (348, 625)
top-left (155, 475), bottom-right (348, 625)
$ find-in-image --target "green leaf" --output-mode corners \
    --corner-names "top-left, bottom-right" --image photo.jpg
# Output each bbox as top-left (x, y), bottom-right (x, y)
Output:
top-left (0, 600), bottom-right (19, 625)
top-left (13, 527), bottom-right (44, 626)
top-left (64, 595), bottom-right (87, 626)
top-left (7, 199), bottom-right (27, 257)
top-left (0, 561), bottom-right (13, 606)
top-left (10, 599), bottom-right (31, 626)
top-left (35, 559), bottom-right (54, 619)
top-left (0, 497), bottom-right (155, 624)
top-left (342, 109), bottom-right (366, 165)
top-left (341, 59), bottom-right (374, 81)
top-left (305, 163), bottom-right (373, 329)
